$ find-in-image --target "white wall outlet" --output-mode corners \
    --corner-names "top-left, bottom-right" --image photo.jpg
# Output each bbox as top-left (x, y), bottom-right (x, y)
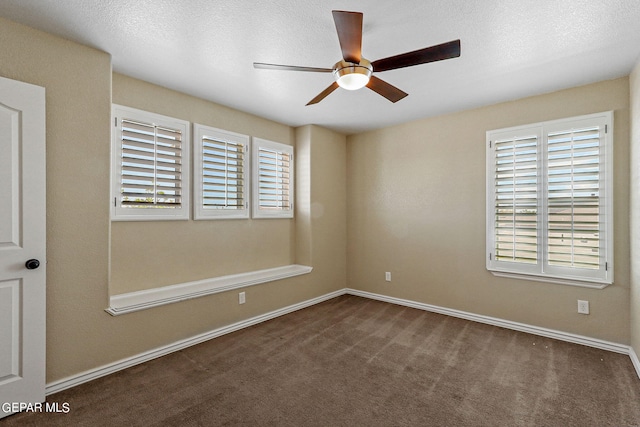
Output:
top-left (577, 299), bottom-right (589, 314)
top-left (239, 291), bottom-right (246, 305)
top-left (385, 272), bottom-right (391, 282)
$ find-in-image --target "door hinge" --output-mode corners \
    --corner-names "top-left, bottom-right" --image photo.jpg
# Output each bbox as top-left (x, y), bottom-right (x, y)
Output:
top-left (489, 140), bottom-right (492, 148)
top-left (114, 197), bottom-right (117, 207)
top-left (114, 117), bottom-right (118, 127)
top-left (489, 253), bottom-right (492, 261)
top-left (605, 124), bottom-right (608, 133)
top-left (605, 262), bottom-right (608, 271)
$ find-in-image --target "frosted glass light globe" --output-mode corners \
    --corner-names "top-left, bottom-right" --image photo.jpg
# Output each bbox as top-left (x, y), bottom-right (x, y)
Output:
top-left (333, 59), bottom-right (373, 90)
top-left (336, 73), bottom-right (370, 90)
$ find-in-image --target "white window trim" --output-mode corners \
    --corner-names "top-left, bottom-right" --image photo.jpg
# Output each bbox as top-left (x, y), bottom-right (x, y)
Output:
top-left (252, 138), bottom-right (294, 219)
top-left (111, 105), bottom-right (190, 221)
top-left (486, 111), bottom-right (613, 288)
top-left (193, 124), bottom-right (250, 220)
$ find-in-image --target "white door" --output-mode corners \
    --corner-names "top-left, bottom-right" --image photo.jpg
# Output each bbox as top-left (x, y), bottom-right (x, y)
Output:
top-left (0, 76), bottom-right (46, 419)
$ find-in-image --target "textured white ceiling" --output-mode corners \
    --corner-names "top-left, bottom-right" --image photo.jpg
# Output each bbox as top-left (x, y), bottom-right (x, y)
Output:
top-left (1, 0), bottom-right (639, 134)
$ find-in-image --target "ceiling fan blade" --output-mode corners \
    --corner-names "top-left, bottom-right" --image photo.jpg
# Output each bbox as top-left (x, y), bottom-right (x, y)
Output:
top-left (366, 76), bottom-right (408, 103)
top-left (253, 63), bottom-right (333, 72)
top-left (332, 10), bottom-right (363, 64)
top-left (371, 40), bottom-right (461, 72)
top-left (306, 82), bottom-right (340, 106)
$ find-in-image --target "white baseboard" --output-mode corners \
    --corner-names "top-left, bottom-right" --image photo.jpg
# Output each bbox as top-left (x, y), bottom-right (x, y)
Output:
top-left (46, 289), bottom-right (343, 395)
top-left (345, 289), bottom-right (631, 355)
top-left (631, 347), bottom-right (640, 379)
top-left (47, 288), bottom-right (638, 395)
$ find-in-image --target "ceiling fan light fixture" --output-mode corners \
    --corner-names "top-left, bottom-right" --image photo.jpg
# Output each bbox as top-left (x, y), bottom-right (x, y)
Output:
top-left (253, 11), bottom-right (460, 105)
top-left (333, 59), bottom-right (372, 90)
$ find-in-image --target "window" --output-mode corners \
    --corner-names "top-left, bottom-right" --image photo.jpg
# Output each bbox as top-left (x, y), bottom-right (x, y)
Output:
top-left (111, 105), bottom-right (190, 221)
top-left (252, 138), bottom-right (294, 218)
top-left (193, 124), bottom-right (249, 219)
top-left (486, 111), bottom-right (613, 287)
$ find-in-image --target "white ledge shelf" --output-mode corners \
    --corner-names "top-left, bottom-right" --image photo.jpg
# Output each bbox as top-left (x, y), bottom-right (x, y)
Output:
top-left (106, 264), bottom-right (313, 316)
top-left (490, 271), bottom-right (609, 289)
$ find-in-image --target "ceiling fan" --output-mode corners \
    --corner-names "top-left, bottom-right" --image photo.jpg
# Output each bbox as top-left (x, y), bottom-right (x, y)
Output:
top-left (253, 10), bottom-right (461, 106)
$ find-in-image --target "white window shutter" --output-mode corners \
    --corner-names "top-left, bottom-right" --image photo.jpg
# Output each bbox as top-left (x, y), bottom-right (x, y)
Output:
top-left (252, 138), bottom-right (294, 218)
top-left (111, 105), bottom-right (190, 221)
top-left (193, 124), bottom-right (250, 219)
top-left (486, 112), bottom-right (612, 287)
top-left (546, 126), bottom-right (601, 269)
top-left (543, 115), bottom-right (612, 283)
top-left (493, 133), bottom-right (539, 265)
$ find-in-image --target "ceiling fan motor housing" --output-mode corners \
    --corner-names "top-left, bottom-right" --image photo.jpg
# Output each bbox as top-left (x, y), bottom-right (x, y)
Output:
top-left (333, 59), bottom-right (372, 90)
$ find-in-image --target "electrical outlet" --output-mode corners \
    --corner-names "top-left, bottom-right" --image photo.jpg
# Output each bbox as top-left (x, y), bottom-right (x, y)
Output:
top-left (577, 300), bottom-right (589, 314)
top-left (385, 272), bottom-right (391, 282)
top-left (239, 291), bottom-right (246, 305)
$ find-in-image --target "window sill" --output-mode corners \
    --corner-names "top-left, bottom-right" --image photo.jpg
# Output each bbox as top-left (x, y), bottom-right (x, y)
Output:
top-left (105, 264), bottom-right (313, 316)
top-left (490, 270), bottom-right (610, 289)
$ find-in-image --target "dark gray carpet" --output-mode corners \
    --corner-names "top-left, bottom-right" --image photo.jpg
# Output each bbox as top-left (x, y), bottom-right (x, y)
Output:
top-left (4, 295), bottom-right (640, 426)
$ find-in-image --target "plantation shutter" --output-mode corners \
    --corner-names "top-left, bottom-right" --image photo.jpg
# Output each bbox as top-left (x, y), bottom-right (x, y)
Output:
top-left (120, 119), bottom-right (183, 208)
top-left (202, 136), bottom-right (246, 209)
top-left (193, 124), bottom-right (250, 219)
top-left (487, 111), bottom-right (612, 287)
top-left (258, 148), bottom-right (291, 210)
top-left (493, 134), bottom-right (539, 264)
top-left (546, 125), bottom-right (602, 270)
top-left (252, 138), bottom-right (294, 218)
top-left (111, 105), bottom-right (190, 221)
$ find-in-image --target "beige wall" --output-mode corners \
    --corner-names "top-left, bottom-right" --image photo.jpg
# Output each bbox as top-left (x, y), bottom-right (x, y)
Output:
top-left (630, 62), bottom-right (640, 355)
top-left (295, 125), bottom-right (348, 294)
top-left (347, 77), bottom-right (631, 344)
top-left (110, 74), bottom-right (296, 293)
top-left (0, 18), bottom-right (346, 383)
top-left (0, 17), bottom-right (113, 383)
top-left (110, 76), bottom-right (347, 299)
top-left (1, 15), bottom-right (634, 385)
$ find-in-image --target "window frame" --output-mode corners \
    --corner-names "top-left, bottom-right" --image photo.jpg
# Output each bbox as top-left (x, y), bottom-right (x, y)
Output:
top-left (193, 124), bottom-right (250, 220)
top-left (111, 104), bottom-right (190, 221)
top-left (486, 111), bottom-right (613, 288)
top-left (251, 138), bottom-right (294, 219)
